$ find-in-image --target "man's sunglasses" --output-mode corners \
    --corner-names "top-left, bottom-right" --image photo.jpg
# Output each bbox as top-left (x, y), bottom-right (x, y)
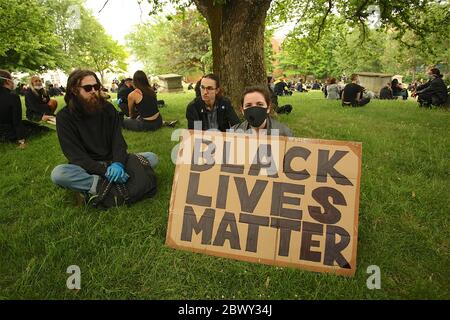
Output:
top-left (80, 84), bottom-right (101, 92)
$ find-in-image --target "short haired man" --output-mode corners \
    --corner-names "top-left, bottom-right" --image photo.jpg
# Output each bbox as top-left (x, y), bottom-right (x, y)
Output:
top-left (51, 69), bottom-right (158, 202)
top-left (185, 74), bottom-right (239, 131)
top-left (342, 74), bottom-right (371, 107)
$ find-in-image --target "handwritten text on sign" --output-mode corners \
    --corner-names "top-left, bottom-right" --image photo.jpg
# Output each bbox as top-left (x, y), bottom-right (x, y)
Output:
top-left (166, 130), bottom-right (361, 276)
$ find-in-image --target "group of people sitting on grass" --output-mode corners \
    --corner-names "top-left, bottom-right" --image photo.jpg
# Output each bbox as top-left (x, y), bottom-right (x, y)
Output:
top-left (1, 66), bottom-right (448, 208)
top-left (1, 68), bottom-right (294, 208)
top-left (339, 68), bottom-right (448, 108)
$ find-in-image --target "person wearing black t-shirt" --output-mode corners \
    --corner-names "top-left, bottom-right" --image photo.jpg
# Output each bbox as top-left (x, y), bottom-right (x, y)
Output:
top-left (51, 69), bottom-right (159, 201)
top-left (123, 70), bottom-right (163, 131)
top-left (341, 74), bottom-right (371, 107)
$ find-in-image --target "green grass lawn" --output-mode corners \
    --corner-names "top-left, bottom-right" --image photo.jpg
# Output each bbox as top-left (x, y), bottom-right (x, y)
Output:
top-left (0, 91), bottom-right (449, 299)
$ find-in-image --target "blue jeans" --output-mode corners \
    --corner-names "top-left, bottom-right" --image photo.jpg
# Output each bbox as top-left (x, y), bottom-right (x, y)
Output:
top-left (51, 152), bottom-right (158, 194)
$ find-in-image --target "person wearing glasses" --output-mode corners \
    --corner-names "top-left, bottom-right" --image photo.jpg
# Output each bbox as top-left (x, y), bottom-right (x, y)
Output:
top-left (0, 70), bottom-right (49, 148)
top-left (186, 73), bottom-right (239, 131)
top-left (24, 75), bottom-right (58, 122)
top-left (51, 69), bottom-right (159, 203)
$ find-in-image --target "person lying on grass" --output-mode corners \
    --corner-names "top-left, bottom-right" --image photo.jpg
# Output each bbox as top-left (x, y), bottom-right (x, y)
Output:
top-left (51, 69), bottom-right (159, 204)
top-left (231, 85), bottom-right (293, 137)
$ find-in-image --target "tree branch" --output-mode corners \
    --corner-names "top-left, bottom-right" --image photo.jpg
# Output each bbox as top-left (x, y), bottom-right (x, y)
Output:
top-left (98, 0), bottom-right (110, 13)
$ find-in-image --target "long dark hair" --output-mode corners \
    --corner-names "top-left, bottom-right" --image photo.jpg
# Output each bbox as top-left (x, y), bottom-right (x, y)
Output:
top-left (133, 70), bottom-right (155, 97)
top-left (65, 69), bottom-right (106, 116)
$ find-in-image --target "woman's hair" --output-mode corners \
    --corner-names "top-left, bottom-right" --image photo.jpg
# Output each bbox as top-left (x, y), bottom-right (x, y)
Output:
top-left (429, 68), bottom-right (443, 78)
top-left (133, 70), bottom-right (155, 97)
top-left (0, 69), bottom-right (12, 86)
top-left (329, 77), bottom-right (337, 84)
top-left (240, 86), bottom-right (272, 108)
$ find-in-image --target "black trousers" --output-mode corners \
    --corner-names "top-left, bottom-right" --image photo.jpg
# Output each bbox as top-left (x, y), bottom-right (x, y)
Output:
top-left (118, 102), bottom-right (129, 117)
top-left (342, 98), bottom-right (370, 107)
top-left (122, 114), bottom-right (163, 132)
top-left (0, 120), bottom-right (50, 142)
top-left (418, 93), bottom-right (445, 106)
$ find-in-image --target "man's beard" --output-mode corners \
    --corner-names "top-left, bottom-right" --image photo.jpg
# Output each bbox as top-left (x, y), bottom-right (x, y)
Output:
top-left (77, 93), bottom-right (105, 115)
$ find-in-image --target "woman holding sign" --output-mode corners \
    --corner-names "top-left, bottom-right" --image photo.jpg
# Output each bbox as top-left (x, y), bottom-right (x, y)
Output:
top-left (232, 86), bottom-right (293, 137)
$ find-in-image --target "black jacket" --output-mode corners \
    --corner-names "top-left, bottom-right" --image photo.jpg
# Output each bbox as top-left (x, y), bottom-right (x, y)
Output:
top-left (56, 102), bottom-right (128, 175)
top-left (379, 86), bottom-right (394, 100)
top-left (186, 96), bottom-right (239, 132)
top-left (25, 88), bottom-right (51, 121)
top-left (416, 77), bottom-right (448, 104)
top-left (0, 86), bottom-right (25, 140)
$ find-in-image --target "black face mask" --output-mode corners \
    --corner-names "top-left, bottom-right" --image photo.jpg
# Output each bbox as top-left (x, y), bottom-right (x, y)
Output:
top-left (244, 106), bottom-right (268, 128)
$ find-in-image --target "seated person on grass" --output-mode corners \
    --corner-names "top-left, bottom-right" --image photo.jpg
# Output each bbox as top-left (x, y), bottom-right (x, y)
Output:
top-left (391, 79), bottom-right (408, 100)
top-left (117, 77), bottom-right (134, 116)
top-left (232, 86), bottom-right (293, 137)
top-left (25, 75), bottom-right (58, 122)
top-left (51, 69), bottom-right (159, 204)
top-left (0, 70), bottom-right (50, 148)
top-left (123, 70), bottom-right (176, 131)
top-left (341, 74), bottom-right (370, 107)
top-left (186, 73), bottom-right (239, 132)
top-left (379, 82), bottom-right (394, 100)
top-left (412, 67), bottom-right (448, 108)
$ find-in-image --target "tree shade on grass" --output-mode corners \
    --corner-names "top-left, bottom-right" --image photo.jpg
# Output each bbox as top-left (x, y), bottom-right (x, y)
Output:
top-left (0, 91), bottom-right (449, 299)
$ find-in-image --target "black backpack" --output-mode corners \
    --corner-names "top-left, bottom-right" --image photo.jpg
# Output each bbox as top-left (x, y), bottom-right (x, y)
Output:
top-left (91, 154), bottom-right (157, 209)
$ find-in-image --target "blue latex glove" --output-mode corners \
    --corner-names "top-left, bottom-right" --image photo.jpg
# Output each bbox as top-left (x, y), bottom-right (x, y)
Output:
top-left (116, 172), bottom-right (129, 184)
top-left (106, 162), bottom-right (125, 182)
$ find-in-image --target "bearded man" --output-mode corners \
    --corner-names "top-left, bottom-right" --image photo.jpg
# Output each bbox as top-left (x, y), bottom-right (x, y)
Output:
top-left (51, 69), bottom-right (158, 202)
top-left (25, 75), bottom-right (58, 121)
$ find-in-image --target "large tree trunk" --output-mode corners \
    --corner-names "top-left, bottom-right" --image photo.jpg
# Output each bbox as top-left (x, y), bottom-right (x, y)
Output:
top-left (194, 0), bottom-right (272, 110)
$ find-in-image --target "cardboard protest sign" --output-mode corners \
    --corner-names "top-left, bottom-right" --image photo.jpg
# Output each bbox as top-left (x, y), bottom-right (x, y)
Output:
top-left (166, 130), bottom-right (362, 276)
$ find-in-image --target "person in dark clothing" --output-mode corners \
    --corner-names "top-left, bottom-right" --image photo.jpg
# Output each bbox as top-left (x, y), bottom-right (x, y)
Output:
top-left (48, 84), bottom-right (62, 97)
top-left (391, 79), bottom-right (408, 100)
top-left (379, 82), bottom-right (395, 100)
top-left (274, 79), bottom-right (287, 96)
top-left (117, 78), bottom-right (134, 116)
top-left (412, 67), bottom-right (448, 107)
top-left (0, 70), bottom-right (49, 148)
top-left (342, 74), bottom-right (370, 107)
top-left (50, 69), bottom-right (159, 200)
top-left (123, 70), bottom-right (163, 131)
top-left (25, 75), bottom-right (58, 122)
top-left (267, 76), bottom-right (292, 114)
top-left (194, 79), bottom-right (201, 98)
top-left (186, 74), bottom-right (239, 131)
